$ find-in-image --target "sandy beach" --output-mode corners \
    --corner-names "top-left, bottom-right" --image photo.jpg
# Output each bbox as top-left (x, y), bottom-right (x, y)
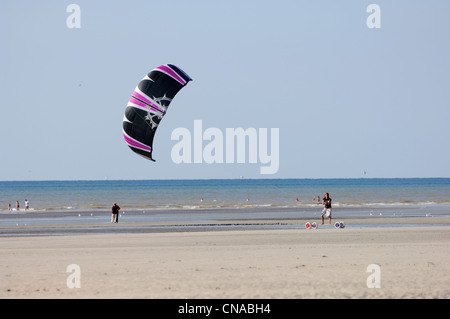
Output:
top-left (1, 216), bottom-right (449, 299)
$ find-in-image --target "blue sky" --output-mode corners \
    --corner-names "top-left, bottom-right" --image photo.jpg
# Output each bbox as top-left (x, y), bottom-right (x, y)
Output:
top-left (1, 0), bottom-right (449, 180)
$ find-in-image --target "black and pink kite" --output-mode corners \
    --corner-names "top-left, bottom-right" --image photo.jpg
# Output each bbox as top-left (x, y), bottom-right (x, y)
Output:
top-left (123, 64), bottom-right (192, 161)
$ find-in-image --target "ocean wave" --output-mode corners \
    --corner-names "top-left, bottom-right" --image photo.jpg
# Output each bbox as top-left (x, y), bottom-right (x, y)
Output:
top-left (1, 199), bottom-right (448, 214)
top-left (332, 201), bottom-right (445, 208)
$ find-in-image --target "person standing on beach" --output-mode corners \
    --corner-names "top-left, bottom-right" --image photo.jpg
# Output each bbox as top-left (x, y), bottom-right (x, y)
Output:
top-left (25, 199), bottom-right (29, 210)
top-left (111, 203), bottom-right (120, 223)
top-left (16, 200), bottom-right (19, 211)
top-left (321, 192), bottom-right (332, 225)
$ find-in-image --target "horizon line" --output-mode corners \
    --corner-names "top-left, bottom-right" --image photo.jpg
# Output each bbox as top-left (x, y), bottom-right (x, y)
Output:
top-left (1, 176), bottom-right (449, 182)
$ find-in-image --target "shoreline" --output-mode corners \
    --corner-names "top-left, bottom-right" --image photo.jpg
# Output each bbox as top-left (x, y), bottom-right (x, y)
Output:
top-left (0, 212), bottom-right (449, 237)
top-left (1, 202), bottom-right (450, 236)
top-left (1, 203), bottom-right (449, 217)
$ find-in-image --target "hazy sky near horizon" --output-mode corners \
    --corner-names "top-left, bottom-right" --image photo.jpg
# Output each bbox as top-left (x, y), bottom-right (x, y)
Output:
top-left (1, 0), bottom-right (449, 180)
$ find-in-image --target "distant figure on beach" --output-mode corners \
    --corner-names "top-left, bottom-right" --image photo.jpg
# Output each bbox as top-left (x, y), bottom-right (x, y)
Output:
top-left (25, 199), bottom-right (29, 210)
top-left (8, 203), bottom-right (11, 211)
top-left (111, 203), bottom-right (120, 223)
top-left (16, 200), bottom-right (19, 211)
top-left (321, 193), bottom-right (332, 225)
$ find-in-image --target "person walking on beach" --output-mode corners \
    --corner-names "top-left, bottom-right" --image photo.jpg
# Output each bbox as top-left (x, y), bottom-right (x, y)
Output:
top-left (321, 192), bottom-right (332, 225)
top-left (111, 203), bottom-right (120, 223)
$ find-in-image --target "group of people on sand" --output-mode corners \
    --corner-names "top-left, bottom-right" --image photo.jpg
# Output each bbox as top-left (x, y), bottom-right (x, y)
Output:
top-left (108, 193), bottom-right (333, 225)
top-left (7, 199), bottom-right (29, 211)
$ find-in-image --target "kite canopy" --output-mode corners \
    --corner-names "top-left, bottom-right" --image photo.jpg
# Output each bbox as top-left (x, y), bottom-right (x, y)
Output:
top-left (123, 64), bottom-right (192, 161)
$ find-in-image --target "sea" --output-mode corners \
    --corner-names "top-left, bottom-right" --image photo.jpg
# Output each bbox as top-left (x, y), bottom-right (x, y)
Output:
top-left (0, 178), bottom-right (449, 235)
top-left (1, 178), bottom-right (449, 214)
